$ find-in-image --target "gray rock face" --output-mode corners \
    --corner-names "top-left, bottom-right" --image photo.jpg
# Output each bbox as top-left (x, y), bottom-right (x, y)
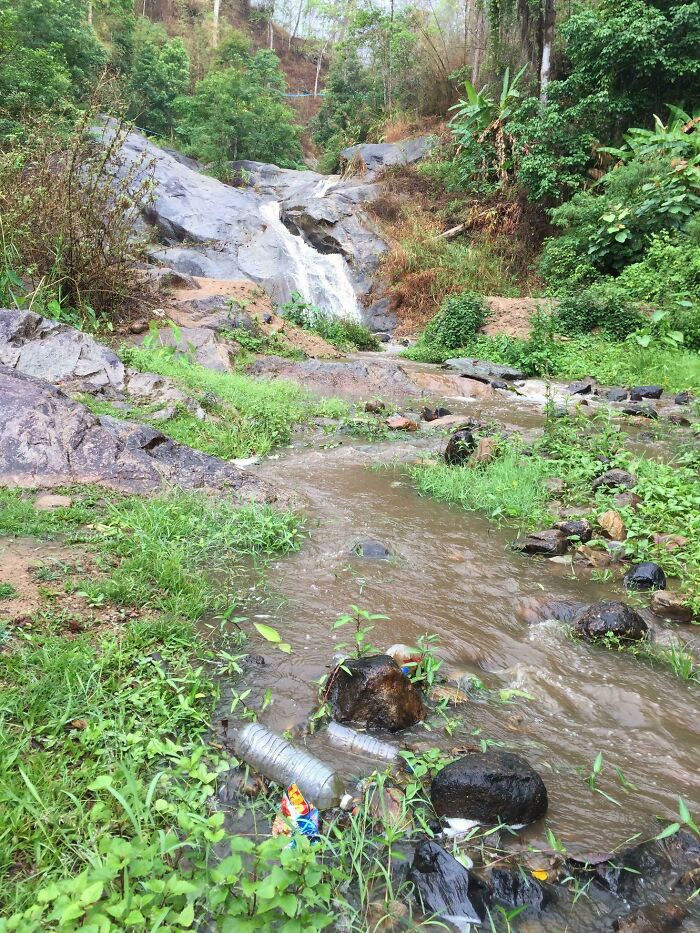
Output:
top-left (0, 365), bottom-right (273, 500)
top-left (0, 309), bottom-right (125, 390)
top-left (141, 324), bottom-right (235, 372)
top-left (339, 137), bottom-right (434, 180)
top-left (102, 124), bottom-right (390, 327)
top-left (443, 358), bottom-right (525, 382)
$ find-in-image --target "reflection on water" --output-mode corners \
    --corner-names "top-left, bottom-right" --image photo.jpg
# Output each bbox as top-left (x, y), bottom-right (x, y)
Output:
top-left (243, 444), bottom-right (699, 856)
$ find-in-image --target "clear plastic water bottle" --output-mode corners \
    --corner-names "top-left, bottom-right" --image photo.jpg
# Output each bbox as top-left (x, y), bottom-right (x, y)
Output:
top-left (232, 723), bottom-right (345, 810)
top-left (327, 721), bottom-right (399, 761)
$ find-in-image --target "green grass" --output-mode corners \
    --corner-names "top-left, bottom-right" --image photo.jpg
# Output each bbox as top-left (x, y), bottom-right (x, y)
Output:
top-left (404, 331), bottom-right (700, 394)
top-left (119, 345), bottom-right (347, 459)
top-left (0, 487), bottom-right (303, 620)
top-left (410, 441), bottom-right (554, 527)
top-left (0, 582), bottom-right (17, 599)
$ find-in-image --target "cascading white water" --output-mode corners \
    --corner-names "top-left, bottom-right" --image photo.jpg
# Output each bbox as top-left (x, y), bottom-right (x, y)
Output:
top-left (259, 201), bottom-right (361, 321)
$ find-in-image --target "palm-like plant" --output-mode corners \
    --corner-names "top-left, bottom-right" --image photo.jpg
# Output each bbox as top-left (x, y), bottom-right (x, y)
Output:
top-left (449, 66), bottom-right (528, 186)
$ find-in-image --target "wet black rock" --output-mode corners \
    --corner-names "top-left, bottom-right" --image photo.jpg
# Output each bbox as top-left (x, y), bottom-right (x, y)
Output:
top-left (624, 561), bottom-right (667, 592)
top-left (630, 385), bottom-right (663, 401)
top-left (263, 313), bottom-right (273, 324)
top-left (606, 388), bottom-right (630, 402)
top-left (444, 428), bottom-right (477, 465)
top-left (675, 391), bottom-right (693, 405)
top-left (614, 903), bottom-right (687, 932)
top-left (512, 529), bottom-right (568, 557)
top-left (568, 379), bottom-right (594, 395)
top-left (430, 751), bottom-right (548, 825)
top-left (623, 403), bottom-right (659, 419)
top-left (592, 469), bottom-right (636, 491)
top-left (328, 655), bottom-right (426, 732)
top-left (443, 358), bottom-right (526, 382)
top-left (553, 519), bottom-right (593, 543)
top-left (420, 406), bottom-right (451, 422)
top-left (352, 539), bottom-right (392, 560)
top-left (408, 840), bottom-right (482, 926)
top-left (469, 865), bottom-right (550, 919)
top-left (573, 600), bottom-right (648, 642)
top-left (364, 399), bottom-right (386, 414)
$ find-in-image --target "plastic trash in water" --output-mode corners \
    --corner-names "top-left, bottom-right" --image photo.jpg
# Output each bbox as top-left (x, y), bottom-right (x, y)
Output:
top-left (232, 722), bottom-right (344, 810)
top-left (327, 720), bottom-right (400, 762)
top-left (272, 783), bottom-right (320, 844)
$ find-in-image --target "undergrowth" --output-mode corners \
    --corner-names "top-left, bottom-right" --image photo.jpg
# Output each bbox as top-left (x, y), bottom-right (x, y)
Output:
top-left (119, 344), bottom-right (347, 458)
top-left (0, 487), bottom-right (302, 619)
top-left (279, 293), bottom-right (380, 350)
top-left (410, 440), bottom-right (554, 527)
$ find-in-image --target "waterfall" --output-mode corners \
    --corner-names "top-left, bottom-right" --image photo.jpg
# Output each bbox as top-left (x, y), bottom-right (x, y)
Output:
top-left (259, 201), bottom-right (361, 321)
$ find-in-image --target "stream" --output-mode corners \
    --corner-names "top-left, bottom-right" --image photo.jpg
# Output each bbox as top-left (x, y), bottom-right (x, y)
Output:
top-left (220, 353), bottom-right (700, 929)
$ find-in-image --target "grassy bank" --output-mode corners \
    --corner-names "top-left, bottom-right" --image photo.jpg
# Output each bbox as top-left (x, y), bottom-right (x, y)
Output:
top-left (117, 345), bottom-right (347, 460)
top-left (405, 331), bottom-right (700, 395)
top-left (410, 411), bottom-right (700, 611)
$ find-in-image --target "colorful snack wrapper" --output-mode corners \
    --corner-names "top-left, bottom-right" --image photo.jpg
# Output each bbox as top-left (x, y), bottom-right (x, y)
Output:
top-left (272, 783), bottom-right (320, 844)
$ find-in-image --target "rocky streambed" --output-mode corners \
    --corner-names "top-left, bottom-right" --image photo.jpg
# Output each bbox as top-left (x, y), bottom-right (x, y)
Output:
top-left (1, 302), bottom-right (700, 929)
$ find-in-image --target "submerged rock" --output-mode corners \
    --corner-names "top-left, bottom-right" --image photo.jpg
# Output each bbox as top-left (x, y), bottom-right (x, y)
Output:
top-left (518, 595), bottom-right (587, 625)
top-left (512, 529), bottom-right (568, 557)
top-left (573, 601), bottom-right (648, 642)
top-left (553, 519), bottom-right (593, 543)
top-left (592, 469), bottom-right (636, 491)
top-left (328, 655), bottom-right (425, 732)
top-left (443, 358), bottom-right (525, 382)
top-left (444, 429), bottom-right (477, 465)
top-left (606, 388), bottom-right (629, 402)
top-left (613, 903), bottom-right (687, 932)
top-left (469, 864), bottom-right (550, 919)
top-left (408, 840), bottom-right (482, 926)
top-left (624, 561), bottom-right (667, 592)
top-left (623, 403), bottom-right (659, 419)
top-left (352, 540), bottom-right (392, 560)
top-left (430, 751), bottom-right (548, 825)
top-left (567, 379), bottom-right (595, 395)
top-left (630, 385), bottom-right (663, 400)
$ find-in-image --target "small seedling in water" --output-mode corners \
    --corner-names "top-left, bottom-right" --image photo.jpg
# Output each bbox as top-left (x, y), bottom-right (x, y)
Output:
top-left (585, 752), bottom-right (621, 806)
top-left (332, 605), bottom-right (387, 659)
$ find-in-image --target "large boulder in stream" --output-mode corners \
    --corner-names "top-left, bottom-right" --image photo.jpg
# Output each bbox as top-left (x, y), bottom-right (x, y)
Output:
top-left (430, 751), bottom-right (548, 825)
top-left (572, 600), bottom-right (648, 642)
top-left (408, 840), bottom-right (483, 926)
top-left (444, 428), bottom-right (477, 465)
top-left (0, 365), bottom-right (274, 499)
top-left (101, 122), bottom-right (393, 328)
top-left (328, 655), bottom-right (426, 732)
top-left (512, 529), bottom-right (569, 557)
top-left (443, 358), bottom-right (525, 383)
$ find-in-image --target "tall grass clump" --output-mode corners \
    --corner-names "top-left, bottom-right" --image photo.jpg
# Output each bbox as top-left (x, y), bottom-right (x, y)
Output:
top-left (279, 292), bottom-right (380, 350)
top-left (411, 443), bottom-right (553, 526)
top-left (0, 487), bottom-right (303, 619)
top-left (0, 99), bottom-right (154, 330)
top-left (121, 343), bottom-right (347, 457)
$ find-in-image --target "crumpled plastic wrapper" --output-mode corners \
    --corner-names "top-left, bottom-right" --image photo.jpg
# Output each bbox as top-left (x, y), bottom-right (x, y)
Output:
top-left (272, 783), bottom-right (320, 844)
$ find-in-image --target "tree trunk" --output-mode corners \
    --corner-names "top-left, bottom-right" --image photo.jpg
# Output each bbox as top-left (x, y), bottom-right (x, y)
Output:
top-left (471, 5), bottom-right (485, 86)
top-left (289, 0), bottom-right (304, 50)
top-left (87, 1), bottom-right (93, 26)
top-left (212, 0), bottom-right (221, 47)
top-left (313, 44), bottom-right (326, 96)
top-left (539, 0), bottom-right (555, 102)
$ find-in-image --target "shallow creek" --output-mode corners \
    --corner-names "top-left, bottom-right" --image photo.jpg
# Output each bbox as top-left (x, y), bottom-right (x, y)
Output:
top-left (223, 359), bottom-right (700, 928)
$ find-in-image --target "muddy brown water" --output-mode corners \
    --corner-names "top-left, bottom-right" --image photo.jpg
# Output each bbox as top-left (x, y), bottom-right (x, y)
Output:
top-left (222, 359), bottom-right (700, 928)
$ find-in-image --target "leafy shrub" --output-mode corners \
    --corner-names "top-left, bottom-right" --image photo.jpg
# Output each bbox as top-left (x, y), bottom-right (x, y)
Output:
top-left (555, 286), bottom-right (642, 339)
top-left (538, 235), bottom-right (599, 295)
top-left (177, 47), bottom-right (302, 169)
top-left (279, 292), bottom-right (380, 351)
top-left (126, 20), bottom-right (190, 138)
top-left (0, 111), bottom-right (153, 326)
top-left (421, 292), bottom-right (489, 351)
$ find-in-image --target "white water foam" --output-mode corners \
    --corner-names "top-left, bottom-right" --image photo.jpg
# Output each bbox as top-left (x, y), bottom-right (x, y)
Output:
top-left (259, 200), bottom-right (361, 321)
